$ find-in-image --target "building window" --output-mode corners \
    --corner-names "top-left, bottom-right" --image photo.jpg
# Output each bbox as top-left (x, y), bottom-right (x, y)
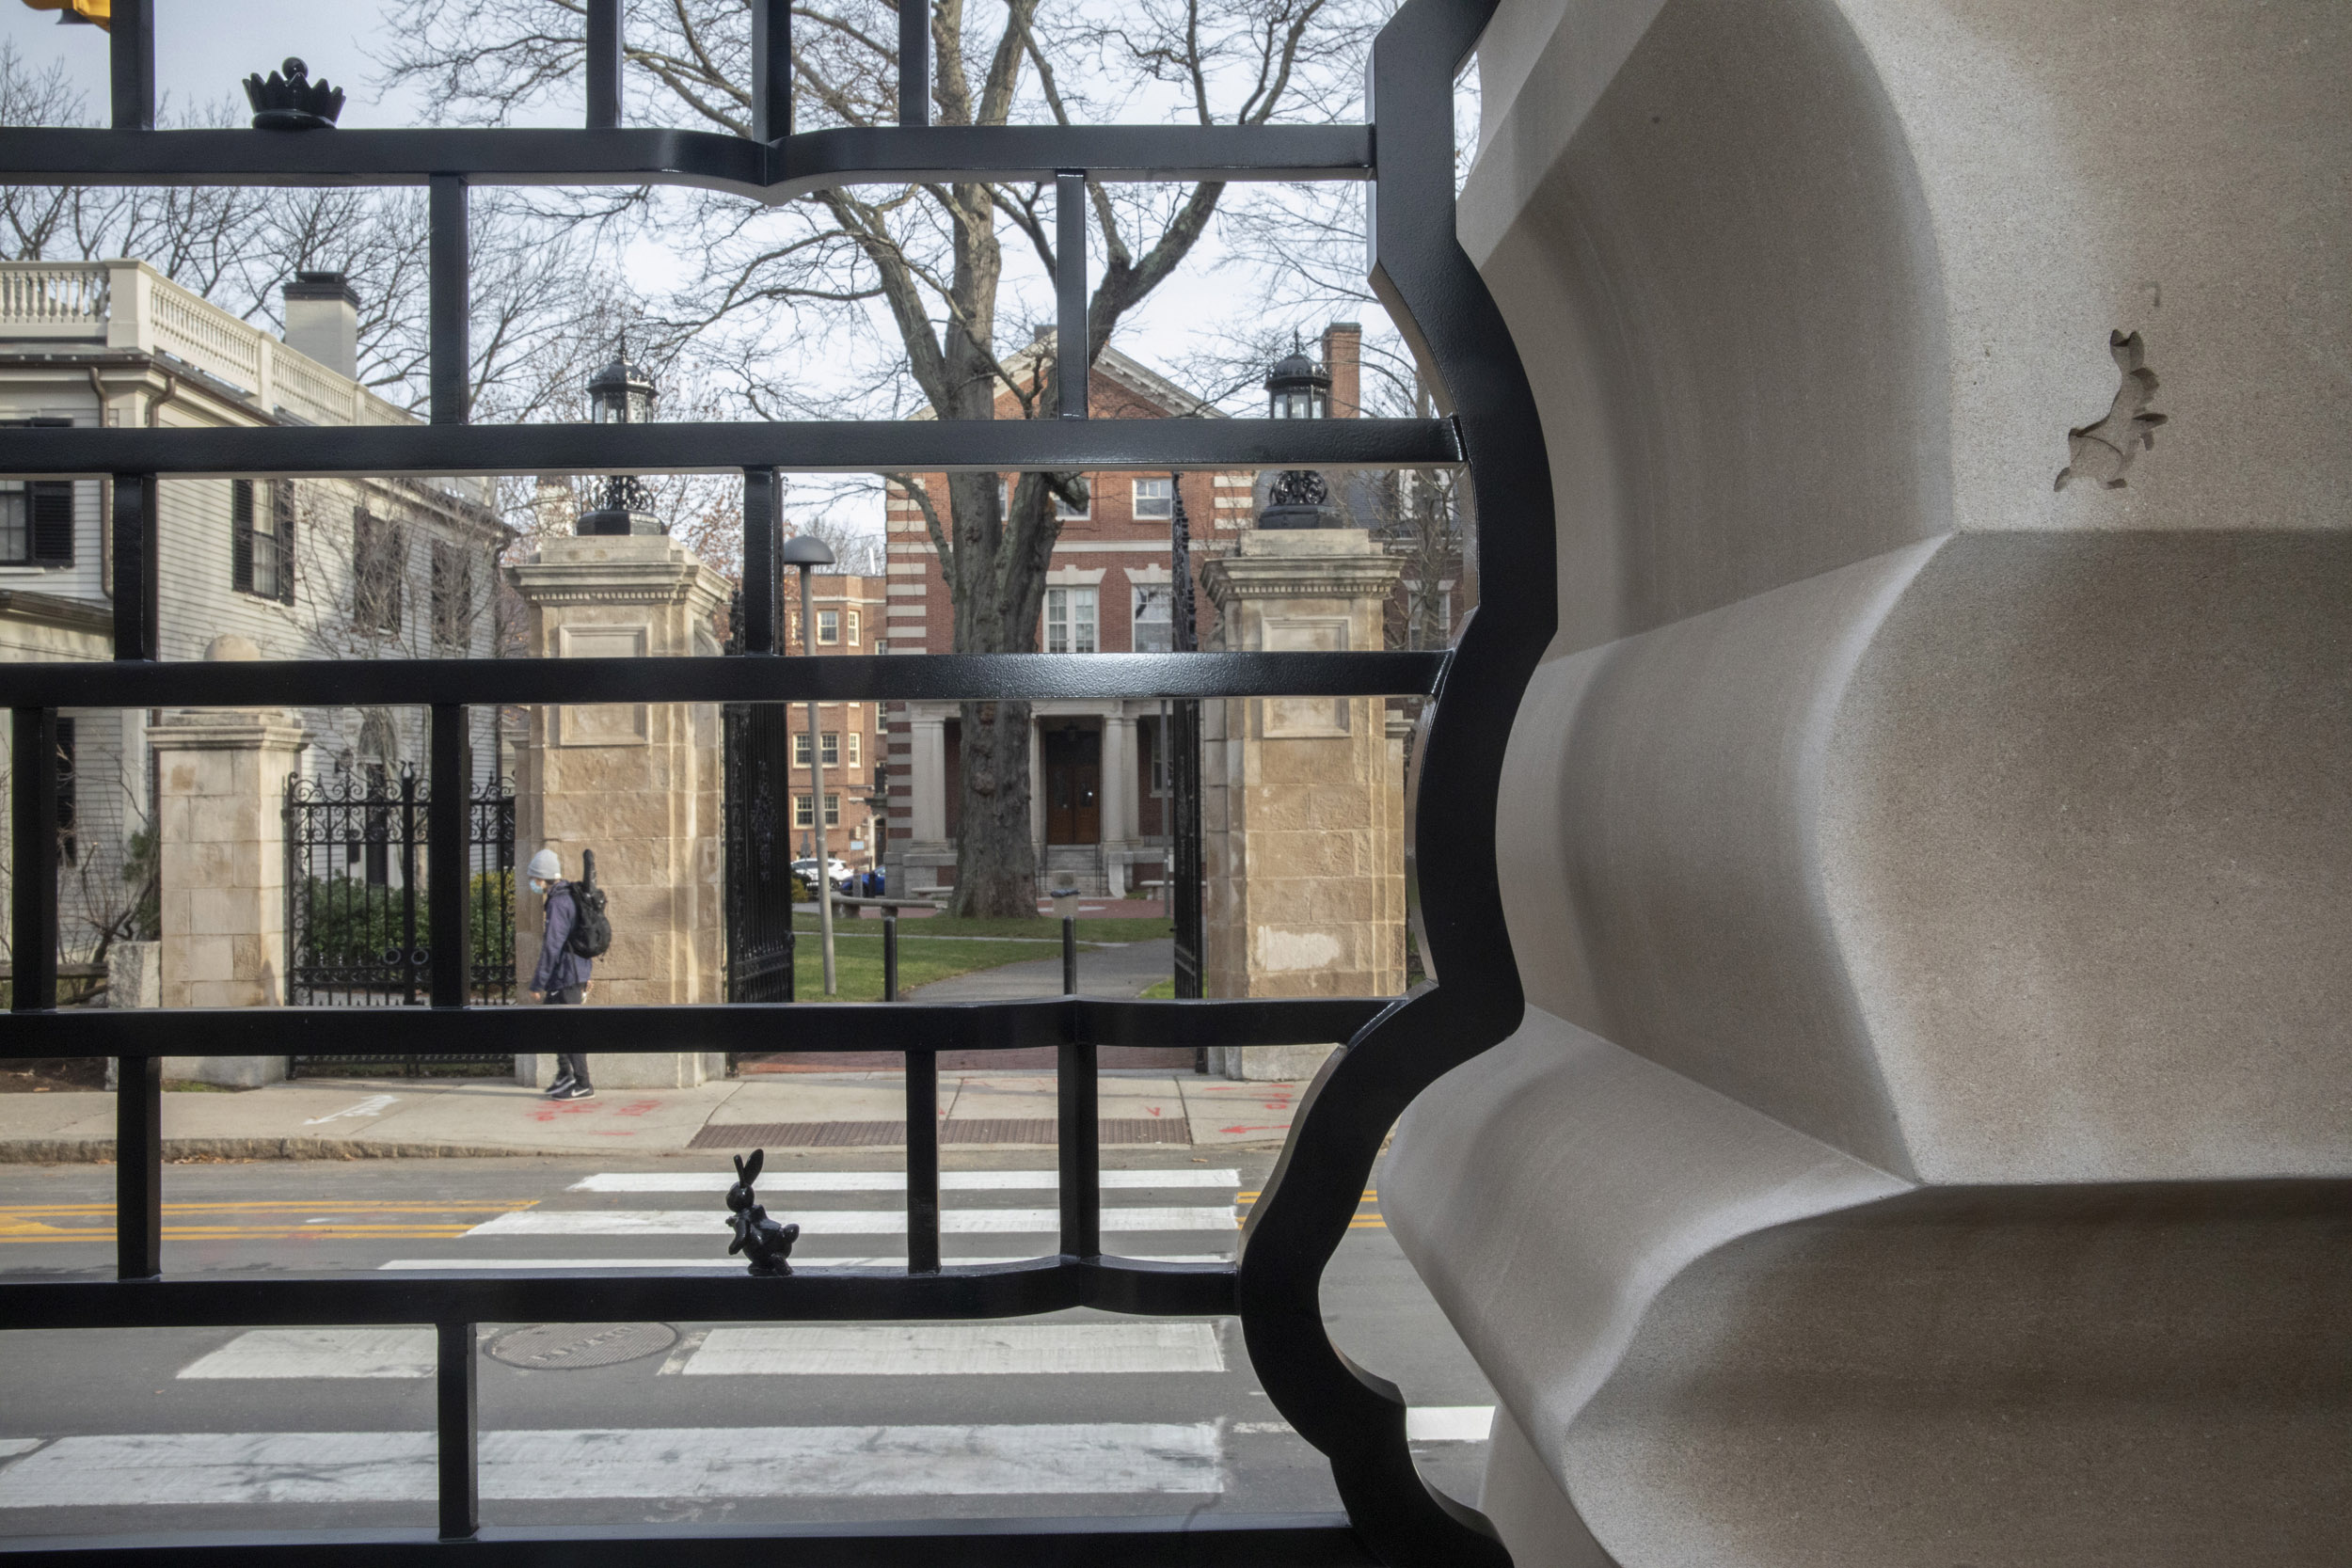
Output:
top-left (1133, 477), bottom-right (1173, 521)
top-left (793, 732), bottom-right (812, 768)
top-left (793, 794), bottom-right (814, 829)
top-left (430, 542), bottom-right (475, 649)
top-left (1055, 479), bottom-right (1090, 521)
top-left (846, 610), bottom-right (861, 645)
top-left (232, 480), bottom-right (294, 602)
top-left (817, 609), bottom-right (839, 644)
top-left (1045, 586), bottom-right (1098, 654)
top-left (824, 792), bottom-right (840, 827)
top-left (353, 510), bottom-right (405, 634)
top-left (0, 420), bottom-right (72, 566)
top-left (846, 731), bottom-right (862, 768)
top-left (820, 731), bottom-right (840, 768)
top-left (1132, 584), bottom-right (1172, 653)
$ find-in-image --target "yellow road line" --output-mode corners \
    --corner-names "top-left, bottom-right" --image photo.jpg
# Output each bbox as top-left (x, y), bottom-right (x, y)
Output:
top-left (0, 1201), bottom-right (535, 1216)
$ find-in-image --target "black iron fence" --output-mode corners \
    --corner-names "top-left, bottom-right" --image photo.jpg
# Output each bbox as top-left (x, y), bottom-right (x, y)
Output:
top-left (0, 0), bottom-right (1554, 1560)
top-left (283, 768), bottom-right (516, 1014)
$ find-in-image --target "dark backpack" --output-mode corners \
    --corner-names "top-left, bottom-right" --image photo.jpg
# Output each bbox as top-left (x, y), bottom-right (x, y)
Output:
top-left (564, 849), bottom-right (613, 960)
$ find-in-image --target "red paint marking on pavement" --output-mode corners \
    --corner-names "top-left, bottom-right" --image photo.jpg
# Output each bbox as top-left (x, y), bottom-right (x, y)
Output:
top-left (614, 1101), bottom-right (660, 1117)
top-left (1220, 1124), bottom-right (1292, 1135)
top-left (528, 1101), bottom-right (605, 1122)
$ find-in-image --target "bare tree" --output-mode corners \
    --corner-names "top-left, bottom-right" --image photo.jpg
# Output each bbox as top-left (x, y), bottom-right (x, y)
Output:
top-left (381, 0), bottom-right (1372, 914)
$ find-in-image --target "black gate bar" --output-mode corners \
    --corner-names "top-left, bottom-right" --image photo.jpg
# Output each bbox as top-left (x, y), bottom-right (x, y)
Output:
top-left (0, 415), bottom-right (1457, 479)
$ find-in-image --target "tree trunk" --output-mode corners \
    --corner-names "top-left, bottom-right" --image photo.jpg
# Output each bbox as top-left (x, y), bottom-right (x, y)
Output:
top-left (952, 698), bottom-right (1035, 914)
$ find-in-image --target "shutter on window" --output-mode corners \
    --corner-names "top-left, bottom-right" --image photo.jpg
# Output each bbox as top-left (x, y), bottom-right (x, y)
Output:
top-left (28, 482), bottom-right (73, 564)
top-left (275, 482), bottom-right (296, 604)
top-left (230, 480), bottom-right (254, 593)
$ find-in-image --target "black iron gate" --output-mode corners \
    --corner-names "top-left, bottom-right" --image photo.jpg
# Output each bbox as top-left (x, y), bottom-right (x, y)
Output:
top-left (284, 769), bottom-right (516, 1070)
top-left (723, 701), bottom-right (797, 1003)
top-left (2, 0), bottom-right (1556, 1560)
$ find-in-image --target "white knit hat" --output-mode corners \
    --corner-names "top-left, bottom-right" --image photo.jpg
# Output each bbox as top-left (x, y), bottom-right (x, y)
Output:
top-left (527, 848), bottom-right (562, 880)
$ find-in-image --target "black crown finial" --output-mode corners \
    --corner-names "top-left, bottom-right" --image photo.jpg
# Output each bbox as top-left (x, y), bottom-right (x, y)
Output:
top-left (245, 58), bottom-right (346, 132)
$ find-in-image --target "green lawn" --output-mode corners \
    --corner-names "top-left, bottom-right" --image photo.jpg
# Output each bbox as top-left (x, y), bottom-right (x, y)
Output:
top-left (1138, 978), bottom-right (1177, 1000)
top-left (794, 911), bottom-right (1173, 944)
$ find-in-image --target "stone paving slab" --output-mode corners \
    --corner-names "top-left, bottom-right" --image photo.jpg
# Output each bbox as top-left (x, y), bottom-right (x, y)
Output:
top-left (0, 1070), bottom-right (1307, 1162)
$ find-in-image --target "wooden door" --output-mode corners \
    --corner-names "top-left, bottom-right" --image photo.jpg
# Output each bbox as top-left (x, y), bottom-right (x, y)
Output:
top-left (1044, 727), bottom-right (1102, 844)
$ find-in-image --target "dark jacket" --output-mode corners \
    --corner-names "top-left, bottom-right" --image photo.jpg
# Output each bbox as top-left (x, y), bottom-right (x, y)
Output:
top-left (532, 882), bottom-right (595, 994)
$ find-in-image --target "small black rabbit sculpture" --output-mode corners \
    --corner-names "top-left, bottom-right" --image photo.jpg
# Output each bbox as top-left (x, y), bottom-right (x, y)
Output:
top-left (725, 1149), bottom-right (801, 1276)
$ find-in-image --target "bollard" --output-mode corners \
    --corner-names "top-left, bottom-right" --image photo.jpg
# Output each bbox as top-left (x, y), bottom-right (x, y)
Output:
top-left (882, 911), bottom-right (899, 1003)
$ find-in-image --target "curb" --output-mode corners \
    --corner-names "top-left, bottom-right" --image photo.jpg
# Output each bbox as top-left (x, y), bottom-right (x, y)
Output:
top-left (0, 1137), bottom-right (707, 1164)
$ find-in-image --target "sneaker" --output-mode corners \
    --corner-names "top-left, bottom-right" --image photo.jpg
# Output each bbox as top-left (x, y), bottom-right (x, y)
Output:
top-left (543, 1077), bottom-right (575, 1099)
top-left (551, 1085), bottom-right (596, 1101)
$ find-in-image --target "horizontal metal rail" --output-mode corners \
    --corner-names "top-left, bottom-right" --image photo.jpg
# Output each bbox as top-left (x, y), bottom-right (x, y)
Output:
top-left (0, 650), bottom-right (1446, 709)
top-left (0, 123), bottom-right (1375, 202)
top-left (0, 418), bottom-right (1459, 480)
top-left (0, 996), bottom-right (1394, 1060)
top-left (0, 1513), bottom-right (1378, 1567)
top-left (0, 1258), bottom-right (1238, 1332)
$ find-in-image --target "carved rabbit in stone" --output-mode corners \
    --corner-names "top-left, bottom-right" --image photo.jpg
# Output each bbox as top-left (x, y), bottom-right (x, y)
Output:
top-left (2056, 330), bottom-right (2168, 491)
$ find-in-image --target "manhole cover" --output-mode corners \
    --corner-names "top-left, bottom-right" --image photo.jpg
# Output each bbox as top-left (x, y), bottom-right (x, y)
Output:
top-left (486, 1323), bottom-right (678, 1371)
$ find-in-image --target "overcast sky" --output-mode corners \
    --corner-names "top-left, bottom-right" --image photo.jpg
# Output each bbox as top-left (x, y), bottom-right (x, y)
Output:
top-left (0, 3), bottom-right (1347, 415)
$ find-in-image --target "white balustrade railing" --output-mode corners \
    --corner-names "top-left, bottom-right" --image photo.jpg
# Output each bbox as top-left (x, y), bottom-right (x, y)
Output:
top-left (0, 261), bottom-right (415, 428)
top-left (0, 264), bottom-right (109, 330)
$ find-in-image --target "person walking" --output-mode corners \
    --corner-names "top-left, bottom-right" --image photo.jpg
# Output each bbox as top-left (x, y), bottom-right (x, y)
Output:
top-left (527, 847), bottom-right (596, 1101)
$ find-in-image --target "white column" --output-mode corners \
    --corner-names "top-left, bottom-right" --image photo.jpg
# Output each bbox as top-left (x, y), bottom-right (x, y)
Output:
top-left (1101, 712), bottom-right (1135, 895)
top-left (912, 715), bottom-right (947, 841)
top-left (1028, 719), bottom-right (1047, 854)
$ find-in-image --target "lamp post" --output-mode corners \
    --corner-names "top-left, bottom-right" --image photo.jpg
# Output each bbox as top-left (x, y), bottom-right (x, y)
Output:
top-left (1260, 338), bottom-right (1338, 531)
top-left (579, 346), bottom-right (660, 536)
top-left (782, 532), bottom-right (838, 994)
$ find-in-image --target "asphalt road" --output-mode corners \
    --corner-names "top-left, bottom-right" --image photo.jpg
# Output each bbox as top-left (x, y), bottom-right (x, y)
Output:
top-left (0, 1142), bottom-right (1496, 1542)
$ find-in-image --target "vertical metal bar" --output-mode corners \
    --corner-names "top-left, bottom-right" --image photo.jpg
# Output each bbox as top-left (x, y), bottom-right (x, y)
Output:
top-left (110, 475), bottom-right (157, 661)
top-left (882, 911), bottom-right (899, 1002)
top-left (898, 0), bottom-right (930, 128)
top-left (436, 1321), bottom-right (478, 1541)
top-left (1057, 1036), bottom-right (1100, 1259)
top-left (753, 0), bottom-right (792, 142)
top-left (109, 0), bottom-right (154, 131)
top-left (741, 469), bottom-right (780, 656)
top-left (1056, 170), bottom-right (1089, 420)
top-left (905, 1041), bottom-right (939, 1274)
top-left (116, 1053), bottom-right (161, 1279)
top-left (429, 176), bottom-right (470, 425)
top-left (1057, 922), bottom-right (1098, 1259)
top-left (401, 771), bottom-right (420, 1006)
top-left (9, 708), bottom-right (59, 1014)
top-left (427, 705), bottom-right (472, 1008)
top-left (1167, 476), bottom-right (1205, 1006)
top-left (585, 0), bottom-right (624, 129)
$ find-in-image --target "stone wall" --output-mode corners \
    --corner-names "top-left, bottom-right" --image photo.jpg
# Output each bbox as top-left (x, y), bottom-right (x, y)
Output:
top-left (1382, 1), bottom-right (2352, 1562)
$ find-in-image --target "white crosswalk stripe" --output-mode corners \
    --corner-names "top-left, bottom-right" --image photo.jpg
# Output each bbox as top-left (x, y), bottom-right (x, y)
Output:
top-left (377, 1254), bottom-right (1232, 1270)
top-left (570, 1169), bottom-right (1242, 1193)
top-left (468, 1206), bottom-right (1235, 1237)
top-left (0, 1425), bottom-right (1223, 1505)
top-left (683, 1323), bottom-right (1225, 1376)
top-left (180, 1329), bottom-right (435, 1381)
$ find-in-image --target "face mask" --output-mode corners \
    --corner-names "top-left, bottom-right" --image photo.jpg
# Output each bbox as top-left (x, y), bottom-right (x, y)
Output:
top-left (530, 879), bottom-right (547, 895)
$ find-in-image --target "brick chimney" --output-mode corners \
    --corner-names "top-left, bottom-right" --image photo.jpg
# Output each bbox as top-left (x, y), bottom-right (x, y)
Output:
top-left (283, 270), bottom-right (359, 378)
top-left (1322, 321), bottom-right (1361, 419)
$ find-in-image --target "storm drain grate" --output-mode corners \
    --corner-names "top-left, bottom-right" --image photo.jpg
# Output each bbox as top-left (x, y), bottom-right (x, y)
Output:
top-left (486, 1323), bottom-right (679, 1371)
top-left (690, 1117), bottom-right (1191, 1149)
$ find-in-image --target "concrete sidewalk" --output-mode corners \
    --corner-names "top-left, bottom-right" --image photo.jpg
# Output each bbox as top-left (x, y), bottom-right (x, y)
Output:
top-left (0, 1072), bottom-right (1311, 1163)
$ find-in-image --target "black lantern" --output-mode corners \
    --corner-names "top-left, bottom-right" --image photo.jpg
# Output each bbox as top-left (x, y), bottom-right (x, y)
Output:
top-left (1261, 336), bottom-right (1337, 528)
top-left (579, 345), bottom-right (661, 535)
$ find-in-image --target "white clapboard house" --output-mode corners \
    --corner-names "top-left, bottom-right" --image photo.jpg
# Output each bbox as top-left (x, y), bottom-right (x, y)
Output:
top-left (0, 261), bottom-right (507, 963)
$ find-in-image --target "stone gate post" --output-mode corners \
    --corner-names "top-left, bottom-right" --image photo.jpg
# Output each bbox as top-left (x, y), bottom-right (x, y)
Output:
top-left (150, 635), bottom-right (308, 1086)
top-left (506, 533), bottom-right (727, 1088)
top-left (1200, 529), bottom-right (1406, 1079)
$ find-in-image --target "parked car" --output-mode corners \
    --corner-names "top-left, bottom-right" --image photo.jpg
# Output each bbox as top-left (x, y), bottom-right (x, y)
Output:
top-left (790, 857), bottom-right (854, 890)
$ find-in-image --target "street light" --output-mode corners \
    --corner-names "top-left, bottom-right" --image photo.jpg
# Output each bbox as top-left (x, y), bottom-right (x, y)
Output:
top-left (782, 531), bottom-right (839, 994)
top-left (579, 345), bottom-right (660, 536)
top-left (1261, 336), bottom-right (1337, 530)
